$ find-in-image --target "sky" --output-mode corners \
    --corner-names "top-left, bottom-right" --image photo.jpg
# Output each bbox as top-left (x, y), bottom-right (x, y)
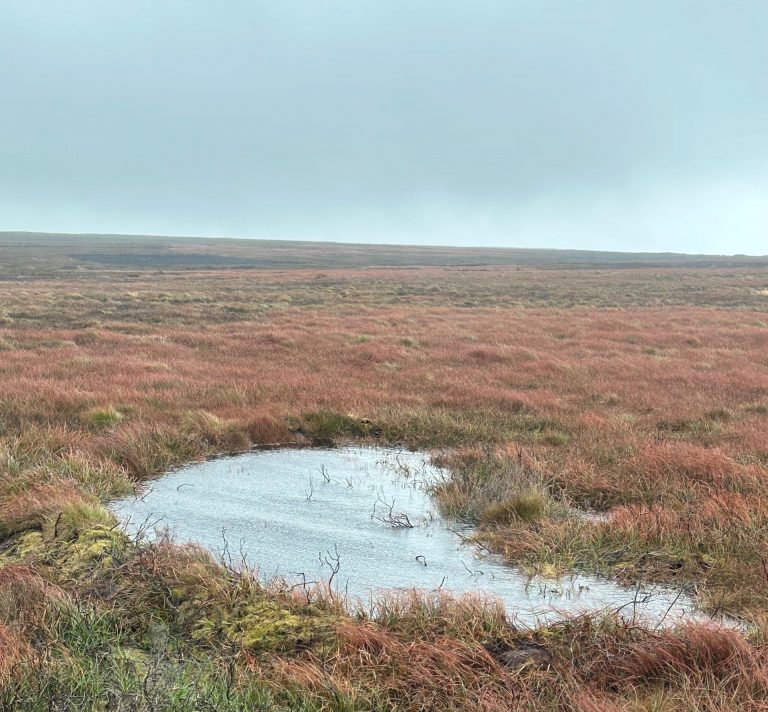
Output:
top-left (1, 1), bottom-right (766, 254)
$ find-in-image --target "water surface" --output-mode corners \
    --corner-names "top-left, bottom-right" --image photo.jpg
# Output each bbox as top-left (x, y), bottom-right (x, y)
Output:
top-left (114, 447), bottom-right (699, 625)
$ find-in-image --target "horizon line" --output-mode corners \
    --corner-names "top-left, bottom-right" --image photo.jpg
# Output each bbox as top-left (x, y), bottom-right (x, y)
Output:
top-left (2, 229), bottom-right (765, 259)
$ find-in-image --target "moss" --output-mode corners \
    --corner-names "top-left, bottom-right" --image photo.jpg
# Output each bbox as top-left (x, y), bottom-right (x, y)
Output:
top-left (189, 591), bottom-right (335, 654)
top-left (56, 525), bottom-right (130, 579)
top-left (0, 531), bottom-right (46, 564)
top-left (217, 599), bottom-right (333, 653)
top-left (2, 524), bottom-right (130, 582)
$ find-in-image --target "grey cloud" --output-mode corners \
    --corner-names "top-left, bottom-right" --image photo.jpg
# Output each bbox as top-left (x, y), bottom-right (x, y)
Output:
top-left (1, 0), bottom-right (766, 252)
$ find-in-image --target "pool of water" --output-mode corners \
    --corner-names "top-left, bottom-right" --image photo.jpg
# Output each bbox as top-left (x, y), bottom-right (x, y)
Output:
top-left (113, 447), bottom-right (701, 626)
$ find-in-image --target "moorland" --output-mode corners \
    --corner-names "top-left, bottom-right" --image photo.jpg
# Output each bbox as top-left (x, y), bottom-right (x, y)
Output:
top-left (2, 232), bottom-right (768, 710)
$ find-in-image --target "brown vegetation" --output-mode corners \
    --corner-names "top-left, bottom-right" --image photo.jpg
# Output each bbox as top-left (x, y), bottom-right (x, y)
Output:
top-left (2, 236), bottom-right (768, 709)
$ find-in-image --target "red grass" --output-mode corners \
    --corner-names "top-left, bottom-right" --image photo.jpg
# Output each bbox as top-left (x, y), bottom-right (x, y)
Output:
top-left (0, 565), bottom-right (70, 632)
top-left (0, 622), bottom-right (30, 684)
top-left (582, 622), bottom-right (768, 691)
top-left (275, 620), bottom-right (520, 711)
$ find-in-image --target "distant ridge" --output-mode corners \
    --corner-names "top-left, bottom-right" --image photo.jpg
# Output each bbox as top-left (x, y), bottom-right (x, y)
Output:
top-left (1, 231), bottom-right (767, 275)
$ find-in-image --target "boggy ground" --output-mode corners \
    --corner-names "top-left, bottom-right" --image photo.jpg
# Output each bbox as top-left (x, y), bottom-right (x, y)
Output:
top-left (2, 246), bottom-right (768, 710)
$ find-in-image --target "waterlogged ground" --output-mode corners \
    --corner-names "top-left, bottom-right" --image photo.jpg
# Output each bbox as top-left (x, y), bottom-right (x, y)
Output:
top-left (114, 447), bottom-right (699, 625)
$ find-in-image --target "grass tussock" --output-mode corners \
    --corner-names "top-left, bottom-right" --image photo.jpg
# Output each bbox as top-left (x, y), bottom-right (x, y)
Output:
top-left (0, 481), bottom-right (96, 537)
top-left (81, 405), bottom-right (124, 430)
top-left (0, 565), bottom-right (71, 634)
top-left (181, 409), bottom-right (251, 452)
top-left (95, 423), bottom-right (203, 479)
top-left (0, 433), bottom-right (134, 502)
top-left (290, 410), bottom-right (375, 446)
top-left (482, 490), bottom-right (547, 525)
top-left (431, 446), bottom-right (555, 526)
top-left (366, 590), bottom-right (514, 644)
top-left (0, 622), bottom-right (31, 685)
top-left (246, 414), bottom-right (296, 445)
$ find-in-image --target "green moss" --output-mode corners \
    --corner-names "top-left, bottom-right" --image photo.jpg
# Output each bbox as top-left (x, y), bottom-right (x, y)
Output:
top-left (3, 524), bottom-right (131, 582)
top-left (190, 593), bottom-right (334, 654)
top-left (219, 599), bottom-right (332, 653)
top-left (56, 525), bottom-right (131, 579)
top-left (1, 530), bottom-right (46, 563)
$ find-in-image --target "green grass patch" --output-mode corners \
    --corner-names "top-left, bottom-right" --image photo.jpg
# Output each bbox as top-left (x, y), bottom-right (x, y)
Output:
top-left (82, 406), bottom-right (125, 430)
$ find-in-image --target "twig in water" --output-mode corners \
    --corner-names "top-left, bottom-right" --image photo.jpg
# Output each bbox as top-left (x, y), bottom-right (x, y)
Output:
top-left (319, 544), bottom-right (341, 591)
top-left (373, 491), bottom-right (414, 528)
top-left (448, 527), bottom-right (471, 543)
top-left (305, 475), bottom-right (314, 501)
top-left (137, 485), bottom-right (154, 503)
top-left (654, 585), bottom-right (690, 631)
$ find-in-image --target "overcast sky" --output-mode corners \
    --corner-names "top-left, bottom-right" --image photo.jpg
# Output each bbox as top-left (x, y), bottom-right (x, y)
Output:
top-left (1, 1), bottom-right (766, 253)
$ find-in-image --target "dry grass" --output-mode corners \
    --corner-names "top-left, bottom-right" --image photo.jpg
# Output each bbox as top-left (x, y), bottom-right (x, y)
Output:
top-left (0, 622), bottom-right (31, 685)
top-left (0, 481), bottom-right (96, 537)
top-left (0, 565), bottom-right (70, 633)
top-left (2, 246), bottom-right (768, 708)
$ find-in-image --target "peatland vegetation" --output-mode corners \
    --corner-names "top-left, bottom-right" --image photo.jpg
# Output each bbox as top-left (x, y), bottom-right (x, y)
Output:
top-left (2, 233), bottom-right (768, 710)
